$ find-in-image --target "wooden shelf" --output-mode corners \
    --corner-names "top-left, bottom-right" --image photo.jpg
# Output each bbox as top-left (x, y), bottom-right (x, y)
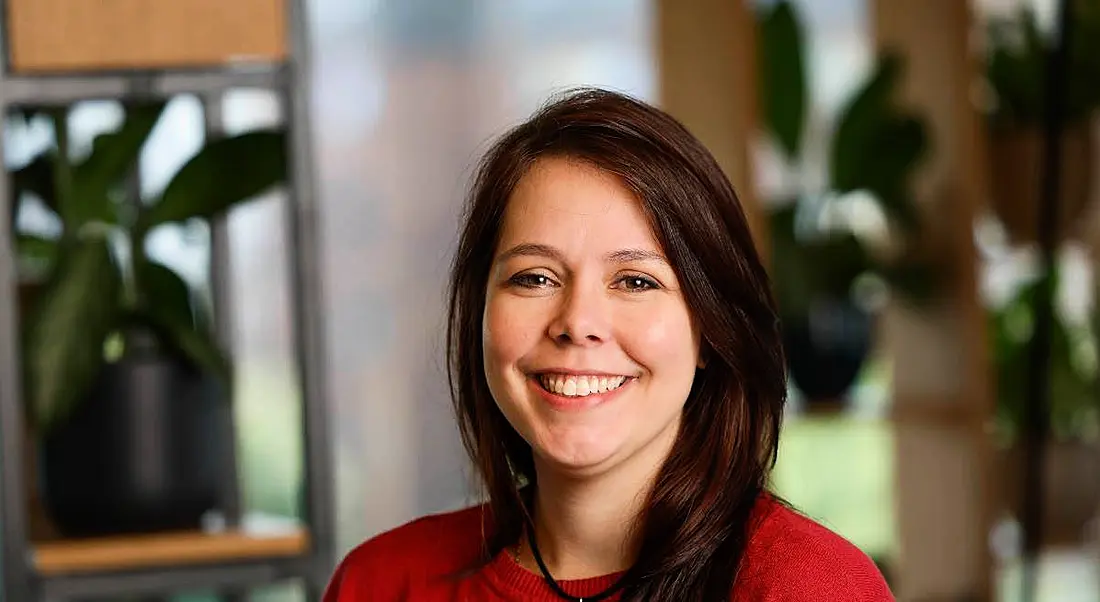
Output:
top-left (33, 526), bottom-right (309, 576)
top-left (6, 0), bottom-right (287, 73)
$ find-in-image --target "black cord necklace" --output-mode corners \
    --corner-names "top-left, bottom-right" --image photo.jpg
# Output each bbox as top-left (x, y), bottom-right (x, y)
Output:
top-left (524, 526), bottom-right (630, 602)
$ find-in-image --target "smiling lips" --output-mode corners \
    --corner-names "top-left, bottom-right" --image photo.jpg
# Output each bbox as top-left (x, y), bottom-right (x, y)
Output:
top-left (537, 373), bottom-right (630, 397)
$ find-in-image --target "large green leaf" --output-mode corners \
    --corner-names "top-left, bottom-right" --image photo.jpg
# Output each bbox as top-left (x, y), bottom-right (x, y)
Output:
top-left (23, 237), bottom-right (121, 431)
top-left (757, 0), bottom-right (807, 160)
top-left (140, 260), bottom-right (198, 330)
top-left (140, 131), bottom-right (287, 230)
top-left (875, 115), bottom-right (926, 184)
top-left (844, 116), bottom-right (927, 232)
top-left (137, 260), bottom-right (217, 345)
top-left (133, 261), bottom-right (230, 387)
top-left (67, 103), bottom-right (165, 228)
top-left (143, 306), bottom-right (232, 387)
top-left (828, 53), bottom-right (928, 235)
top-left (829, 53), bottom-right (903, 193)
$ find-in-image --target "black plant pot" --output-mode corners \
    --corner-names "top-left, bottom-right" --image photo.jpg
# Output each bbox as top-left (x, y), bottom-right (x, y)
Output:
top-left (40, 330), bottom-right (231, 537)
top-left (783, 298), bottom-right (875, 409)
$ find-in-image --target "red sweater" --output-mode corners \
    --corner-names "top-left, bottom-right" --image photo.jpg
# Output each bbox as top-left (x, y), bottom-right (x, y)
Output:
top-left (323, 494), bottom-right (895, 601)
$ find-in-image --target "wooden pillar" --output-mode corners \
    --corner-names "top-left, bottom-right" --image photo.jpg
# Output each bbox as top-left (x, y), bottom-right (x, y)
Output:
top-left (656, 0), bottom-right (766, 255)
top-left (871, 1), bottom-right (996, 600)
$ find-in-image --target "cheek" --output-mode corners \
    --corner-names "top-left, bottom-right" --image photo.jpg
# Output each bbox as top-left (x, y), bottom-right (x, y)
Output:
top-left (482, 294), bottom-right (541, 371)
top-left (619, 302), bottom-right (699, 376)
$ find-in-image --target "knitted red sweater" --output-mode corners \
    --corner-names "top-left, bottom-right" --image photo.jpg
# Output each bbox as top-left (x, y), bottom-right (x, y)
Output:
top-left (323, 494), bottom-right (895, 601)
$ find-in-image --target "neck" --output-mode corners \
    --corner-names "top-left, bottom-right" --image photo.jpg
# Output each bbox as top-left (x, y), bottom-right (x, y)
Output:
top-left (519, 424), bottom-right (679, 580)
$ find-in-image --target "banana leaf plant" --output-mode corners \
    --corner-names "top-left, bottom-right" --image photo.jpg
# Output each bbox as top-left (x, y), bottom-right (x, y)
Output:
top-left (756, 0), bottom-right (940, 320)
top-left (9, 104), bottom-right (287, 433)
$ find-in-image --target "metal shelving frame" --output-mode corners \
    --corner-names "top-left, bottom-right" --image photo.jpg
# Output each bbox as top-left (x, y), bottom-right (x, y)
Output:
top-left (0, 1), bottom-right (337, 600)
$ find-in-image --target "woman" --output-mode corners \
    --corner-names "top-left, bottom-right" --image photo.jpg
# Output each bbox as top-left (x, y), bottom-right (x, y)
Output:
top-left (324, 88), bottom-right (894, 601)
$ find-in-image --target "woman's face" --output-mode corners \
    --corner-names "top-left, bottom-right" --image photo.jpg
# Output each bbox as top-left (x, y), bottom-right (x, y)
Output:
top-left (482, 157), bottom-right (701, 479)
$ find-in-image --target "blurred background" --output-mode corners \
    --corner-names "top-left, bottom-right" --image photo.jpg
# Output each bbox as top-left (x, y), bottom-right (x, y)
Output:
top-left (1, 0), bottom-right (1099, 601)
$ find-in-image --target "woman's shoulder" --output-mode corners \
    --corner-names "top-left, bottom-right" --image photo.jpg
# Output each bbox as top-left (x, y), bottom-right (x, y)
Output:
top-left (322, 504), bottom-right (489, 601)
top-left (736, 494), bottom-right (896, 601)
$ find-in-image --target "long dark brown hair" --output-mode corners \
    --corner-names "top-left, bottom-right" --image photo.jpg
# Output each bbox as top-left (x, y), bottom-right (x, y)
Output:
top-left (446, 87), bottom-right (787, 600)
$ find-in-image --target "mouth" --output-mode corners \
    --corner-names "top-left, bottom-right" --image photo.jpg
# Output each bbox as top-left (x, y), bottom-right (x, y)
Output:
top-left (533, 373), bottom-right (634, 398)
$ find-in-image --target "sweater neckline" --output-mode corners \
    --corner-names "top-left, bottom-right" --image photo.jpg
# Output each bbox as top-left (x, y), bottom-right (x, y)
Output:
top-left (485, 547), bottom-right (626, 600)
top-left (476, 492), bottom-right (781, 599)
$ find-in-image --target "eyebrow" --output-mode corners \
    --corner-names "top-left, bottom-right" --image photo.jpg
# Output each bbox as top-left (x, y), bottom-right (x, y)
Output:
top-left (604, 248), bottom-right (669, 264)
top-left (496, 243), bottom-right (670, 266)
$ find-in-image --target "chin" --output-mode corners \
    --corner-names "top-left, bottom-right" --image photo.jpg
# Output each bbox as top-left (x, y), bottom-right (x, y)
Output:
top-left (531, 413), bottom-right (683, 482)
top-left (530, 430), bottom-right (630, 476)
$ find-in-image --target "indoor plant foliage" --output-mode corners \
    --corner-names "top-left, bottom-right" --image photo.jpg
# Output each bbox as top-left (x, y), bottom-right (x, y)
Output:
top-left (757, 0), bottom-right (939, 405)
top-left (10, 103), bottom-right (286, 534)
top-left (14, 103), bottom-right (286, 432)
top-left (989, 267), bottom-right (1100, 543)
top-left (990, 271), bottom-right (1099, 443)
top-left (981, 1), bottom-right (1100, 543)
top-left (983, 0), bottom-right (1100, 243)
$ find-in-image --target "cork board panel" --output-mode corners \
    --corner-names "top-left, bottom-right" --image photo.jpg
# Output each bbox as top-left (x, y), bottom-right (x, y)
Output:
top-left (6, 0), bottom-right (286, 73)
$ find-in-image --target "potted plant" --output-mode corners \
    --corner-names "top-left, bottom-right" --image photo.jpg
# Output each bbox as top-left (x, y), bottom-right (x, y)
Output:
top-left (9, 103), bottom-right (286, 536)
top-left (983, 0), bottom-right (1100, 244)
top-left (757, 1), bottom-right (941, 409)
top-left (989, 268), bottom-right (1100, 544)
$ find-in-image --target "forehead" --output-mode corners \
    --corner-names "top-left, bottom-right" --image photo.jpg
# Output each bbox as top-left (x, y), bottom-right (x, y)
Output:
top-left (498, 158), bottom-right (661, 254)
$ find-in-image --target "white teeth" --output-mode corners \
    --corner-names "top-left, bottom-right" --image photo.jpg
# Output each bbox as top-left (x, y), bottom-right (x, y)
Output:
top-left (563, 379), bottom-right (577, 396)
top-left (539, 374), bottom-right (629, 397)
top-left (576, 378), bottom-right (591, 396)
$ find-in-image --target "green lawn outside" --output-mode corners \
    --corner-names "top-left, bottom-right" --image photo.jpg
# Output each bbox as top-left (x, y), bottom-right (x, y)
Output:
top-left (770, 414), bottom-right (898, 561)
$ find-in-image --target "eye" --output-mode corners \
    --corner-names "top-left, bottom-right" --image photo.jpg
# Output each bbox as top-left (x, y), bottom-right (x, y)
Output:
top-left (615, 274), bottom-right (660, 292)
top-left (508, 272), bottom-right (559, 289)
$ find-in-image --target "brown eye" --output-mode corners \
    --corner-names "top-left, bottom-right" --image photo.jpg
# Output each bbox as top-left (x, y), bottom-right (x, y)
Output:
top-left (616, 275), bottom-right (659, 292)
top-left (509, 273), bottom-right (557, 289)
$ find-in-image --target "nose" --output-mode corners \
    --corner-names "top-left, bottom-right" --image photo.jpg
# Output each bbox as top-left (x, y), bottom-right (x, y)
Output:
top-left (547, 282), bottom-right (611, 346)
